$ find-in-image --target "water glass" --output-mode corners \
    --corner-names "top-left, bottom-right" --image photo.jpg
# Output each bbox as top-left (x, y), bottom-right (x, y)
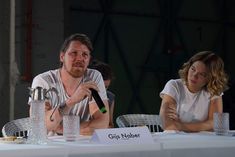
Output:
top-left (63, 115), bottom-right (80, 141)
top-left (213, 112), bottom-right (229, 136)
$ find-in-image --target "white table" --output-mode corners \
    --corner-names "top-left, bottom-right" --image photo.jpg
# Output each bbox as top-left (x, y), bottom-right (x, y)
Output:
top-left (153, 132), bottom-right (235, 157)
top-left (0, 143), bottom-right (67, 157)
top-left (0, 131), bottom-right (235, 157)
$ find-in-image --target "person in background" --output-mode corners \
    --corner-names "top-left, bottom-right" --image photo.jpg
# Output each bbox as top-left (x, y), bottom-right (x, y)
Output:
top-left (28, 33), bottom-right (109, 135)
top-left (89, 59), bottom-right (115, 128)
top-left (159, 51), bottom-right (228, 132)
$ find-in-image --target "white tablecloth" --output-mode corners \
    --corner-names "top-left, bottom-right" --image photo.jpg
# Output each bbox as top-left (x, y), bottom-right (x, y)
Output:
top-left (153, 131), bottom-right (235, 157)
top-left (0, 131), bottom-right (235, 157)
top-left (0, 144), bottom-right (67, 157)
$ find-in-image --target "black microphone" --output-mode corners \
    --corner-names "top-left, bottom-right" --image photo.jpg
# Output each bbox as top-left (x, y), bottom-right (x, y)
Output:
top-left (90, 88), bottom-right (107, 113)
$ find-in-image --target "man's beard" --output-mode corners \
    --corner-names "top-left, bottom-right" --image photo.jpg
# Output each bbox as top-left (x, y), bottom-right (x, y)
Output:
top-left (68, 68), bottom-right (85, 78)
top-left (65, 65), bottom-right (86, 78)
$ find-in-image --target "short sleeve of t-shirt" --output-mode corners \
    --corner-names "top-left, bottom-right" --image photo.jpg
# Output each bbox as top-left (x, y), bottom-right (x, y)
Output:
top-left (160, 79), bottom-right (182, 103)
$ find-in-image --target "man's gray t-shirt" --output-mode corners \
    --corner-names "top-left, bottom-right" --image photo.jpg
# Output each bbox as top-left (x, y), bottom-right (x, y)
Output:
top-left (28, 68), bottom-right (108, 122)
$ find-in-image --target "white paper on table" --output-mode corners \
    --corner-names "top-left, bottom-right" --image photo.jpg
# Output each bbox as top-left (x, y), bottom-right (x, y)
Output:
top-left (90, 126), bottom-right (154, 145)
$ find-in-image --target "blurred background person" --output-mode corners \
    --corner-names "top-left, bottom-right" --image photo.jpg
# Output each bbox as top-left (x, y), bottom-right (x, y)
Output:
top-left (89, 59), bottom-right (115, 128)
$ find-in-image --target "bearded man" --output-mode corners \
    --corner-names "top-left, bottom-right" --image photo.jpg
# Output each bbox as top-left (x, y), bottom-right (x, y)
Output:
top-left (28, 34), bottom-right (109, 136)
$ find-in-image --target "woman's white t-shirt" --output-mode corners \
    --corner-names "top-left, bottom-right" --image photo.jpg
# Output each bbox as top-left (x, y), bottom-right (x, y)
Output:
top-left (160, 79), bottom-right (220, 122)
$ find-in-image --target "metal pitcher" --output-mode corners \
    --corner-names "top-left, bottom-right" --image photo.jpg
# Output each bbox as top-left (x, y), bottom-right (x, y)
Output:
top-left (29, 86), bottom-right (59, 101)
top-left (29, 86), bottom-right (60, 121)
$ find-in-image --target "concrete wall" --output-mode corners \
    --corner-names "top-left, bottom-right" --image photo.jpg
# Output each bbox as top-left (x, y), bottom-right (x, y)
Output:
top-left (0, 0), bottom-right (10, 132)
top-left (14, 0), bottom-right (64, 120)
top-left (0, 0), bottom-right (64, 132)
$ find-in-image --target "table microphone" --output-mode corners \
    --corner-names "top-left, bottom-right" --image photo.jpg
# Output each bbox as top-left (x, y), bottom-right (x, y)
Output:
top-left (90, 89), bottom-right (107, 113)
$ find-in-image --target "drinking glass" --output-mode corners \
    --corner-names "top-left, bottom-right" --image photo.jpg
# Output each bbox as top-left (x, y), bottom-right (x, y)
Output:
top-left (213, 112), bottom-right (229, 136)
top-left (63, 115), bottom-right (80, 141)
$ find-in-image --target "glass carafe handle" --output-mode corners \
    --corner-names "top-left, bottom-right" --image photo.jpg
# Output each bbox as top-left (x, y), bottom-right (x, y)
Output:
top-left (46, 87), bottom-right (60, 121)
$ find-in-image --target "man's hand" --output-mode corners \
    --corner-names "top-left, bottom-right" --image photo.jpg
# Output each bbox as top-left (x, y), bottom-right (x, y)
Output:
top-left (67, 81), bottom-right (99, 107)
top-left (45, 102), bottom-right (52, 111)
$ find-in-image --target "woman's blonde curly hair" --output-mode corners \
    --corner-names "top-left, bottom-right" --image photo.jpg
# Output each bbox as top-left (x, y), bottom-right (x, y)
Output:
top-left (178, 51), bottom-right (228, 97)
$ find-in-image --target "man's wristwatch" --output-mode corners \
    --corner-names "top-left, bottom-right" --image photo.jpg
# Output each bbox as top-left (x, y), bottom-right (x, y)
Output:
top-left (58, 102), bottom-right (67, 115)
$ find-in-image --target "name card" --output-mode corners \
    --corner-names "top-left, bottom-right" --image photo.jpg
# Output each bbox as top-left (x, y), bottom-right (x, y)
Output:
top-left (90, 126), bottom-right (154, 144)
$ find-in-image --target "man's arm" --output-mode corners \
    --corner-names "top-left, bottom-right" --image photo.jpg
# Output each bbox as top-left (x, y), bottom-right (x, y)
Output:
top-left (29, 101), bottom-right (63, 133)
top-left (80, 100), bottom-right (109, 135)
top-left (45, 98), bottom-right (110, 135)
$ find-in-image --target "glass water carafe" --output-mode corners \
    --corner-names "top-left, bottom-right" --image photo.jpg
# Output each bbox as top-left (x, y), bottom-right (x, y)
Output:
top-left (29, 100), bottom-right (47, 144)
top-left (28, 86), bottom-right (59, 144)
